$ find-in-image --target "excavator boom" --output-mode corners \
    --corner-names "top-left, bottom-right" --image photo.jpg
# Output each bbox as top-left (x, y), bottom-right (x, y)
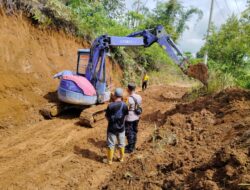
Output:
top-left (86, 25), bottom-right (208, 96)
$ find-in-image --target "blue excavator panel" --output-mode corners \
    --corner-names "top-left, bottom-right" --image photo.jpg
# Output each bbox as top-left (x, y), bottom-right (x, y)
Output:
top-left (109, 36), bottom-right (144, 46)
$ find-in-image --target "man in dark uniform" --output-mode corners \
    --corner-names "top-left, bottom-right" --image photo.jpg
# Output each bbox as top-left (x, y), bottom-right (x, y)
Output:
top-left (105, 88), bottom-right (128, 164)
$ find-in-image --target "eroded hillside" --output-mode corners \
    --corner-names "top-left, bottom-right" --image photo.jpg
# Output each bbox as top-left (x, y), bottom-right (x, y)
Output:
top-left (0, 12), bottom-right (122, 130)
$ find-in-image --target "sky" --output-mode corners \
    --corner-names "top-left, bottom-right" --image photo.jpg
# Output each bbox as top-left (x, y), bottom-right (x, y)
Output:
top-left (125, 0), bottom-right (248, 54)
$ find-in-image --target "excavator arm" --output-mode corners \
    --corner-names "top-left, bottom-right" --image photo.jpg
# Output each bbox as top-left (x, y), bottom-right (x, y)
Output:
top-left (84, 25), bottom-right (208, 99)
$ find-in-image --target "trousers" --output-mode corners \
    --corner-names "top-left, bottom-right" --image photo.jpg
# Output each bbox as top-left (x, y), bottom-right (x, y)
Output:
top-left (107, 131), bottom-right (125, 149)
top-left (142, 81), bottom-right (148, 90)
top-left (125, 120), bottom-right (139, 152)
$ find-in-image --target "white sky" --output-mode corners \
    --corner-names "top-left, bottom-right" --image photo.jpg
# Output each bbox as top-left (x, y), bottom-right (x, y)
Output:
top-left (125, 0), bottom-right (248, 54)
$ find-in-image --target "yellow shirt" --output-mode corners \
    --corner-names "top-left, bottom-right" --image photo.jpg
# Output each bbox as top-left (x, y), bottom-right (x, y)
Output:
top-left (143, 74), bottom-right (149, 81)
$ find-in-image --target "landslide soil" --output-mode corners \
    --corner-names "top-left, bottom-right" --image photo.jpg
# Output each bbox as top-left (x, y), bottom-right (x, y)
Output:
top-left (0, 10), bottom-right (250, 190)
top-left (0, 12), bottom-right (189, 190)
top-left (0, 84), bottom-right (188, 189)
top-left (102, 88), bottom-right (250, 190)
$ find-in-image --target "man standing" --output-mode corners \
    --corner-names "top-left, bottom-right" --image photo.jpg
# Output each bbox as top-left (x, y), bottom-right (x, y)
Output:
top-left (105, 88), bottom-right (128, 164)
top-left (142, 72), bottom-right (149, 91)
top-left (125, 83), bottom-right (142, 153)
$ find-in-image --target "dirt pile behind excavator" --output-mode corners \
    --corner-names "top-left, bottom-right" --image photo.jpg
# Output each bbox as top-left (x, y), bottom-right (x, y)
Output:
top-left (187, 63), bottom-right (209, 86)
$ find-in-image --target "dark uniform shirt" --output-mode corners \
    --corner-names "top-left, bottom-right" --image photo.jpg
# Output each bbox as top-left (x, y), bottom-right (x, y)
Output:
top-left (105, 101), bottom-right (128, 134)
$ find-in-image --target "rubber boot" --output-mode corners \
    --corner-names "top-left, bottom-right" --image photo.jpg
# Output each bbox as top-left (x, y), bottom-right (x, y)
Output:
top-left (107, 148), bottom-right (114, 165)
top-left (119, 147), bottom-right (125, 162)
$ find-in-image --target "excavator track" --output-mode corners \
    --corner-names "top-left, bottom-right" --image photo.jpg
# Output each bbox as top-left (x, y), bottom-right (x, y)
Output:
top-left (40, 103), bottom-right (84, 119)
top-left (79, 104), bottom-right (108, 128)
top-left (39, 103), bottom-right (62, 119)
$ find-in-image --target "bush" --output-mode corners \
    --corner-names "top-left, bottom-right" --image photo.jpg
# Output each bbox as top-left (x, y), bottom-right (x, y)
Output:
top-left (207, 69), bottom-right (235, 93)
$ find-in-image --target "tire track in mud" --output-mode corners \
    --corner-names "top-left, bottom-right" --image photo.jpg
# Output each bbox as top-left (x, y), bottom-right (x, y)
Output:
top-left (0, 85), bottom-right (188, 190)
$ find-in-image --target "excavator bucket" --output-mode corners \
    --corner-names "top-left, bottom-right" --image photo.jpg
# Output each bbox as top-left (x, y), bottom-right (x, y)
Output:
top-left (186, 63), bottom-right (209, 86)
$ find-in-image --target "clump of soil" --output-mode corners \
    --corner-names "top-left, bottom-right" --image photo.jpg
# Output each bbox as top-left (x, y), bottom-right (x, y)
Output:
top-left (101, 88), bottom-right (250, 190)
top-left (187, 63), bottom-right (209, 86)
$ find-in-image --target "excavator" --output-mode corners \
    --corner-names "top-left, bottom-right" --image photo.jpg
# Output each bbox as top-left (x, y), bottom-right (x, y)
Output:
top-left (40, 25), bottom-right (208, 127)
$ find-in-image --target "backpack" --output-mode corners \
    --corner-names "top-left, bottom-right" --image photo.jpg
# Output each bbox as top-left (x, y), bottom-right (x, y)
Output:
top-left (130, 96), bottom-right (142, 115)
top-left (110, 102), bottom-right (125, 130)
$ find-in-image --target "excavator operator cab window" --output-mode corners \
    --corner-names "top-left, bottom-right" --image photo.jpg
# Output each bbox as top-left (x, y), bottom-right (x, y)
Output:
top-left (76, 49), bottom-right (90, 76)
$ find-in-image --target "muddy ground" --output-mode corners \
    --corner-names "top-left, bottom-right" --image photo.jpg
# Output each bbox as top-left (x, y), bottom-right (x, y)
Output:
top-left (0, 85), bottom-right (188, 189)
top-left (101, 88), bottom-right (250, 190)
top-left (0, 85), bottom-right (249, 190)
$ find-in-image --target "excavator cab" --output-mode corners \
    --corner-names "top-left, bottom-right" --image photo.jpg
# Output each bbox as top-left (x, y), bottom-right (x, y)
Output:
top-left (77, 48), bottom-right (110, 103)
top-left (76, 49), bottom-right (90, 77)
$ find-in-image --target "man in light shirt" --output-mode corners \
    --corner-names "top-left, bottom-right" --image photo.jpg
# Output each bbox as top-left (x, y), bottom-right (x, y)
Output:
top-left (125, 83), bottom-right (142, 153)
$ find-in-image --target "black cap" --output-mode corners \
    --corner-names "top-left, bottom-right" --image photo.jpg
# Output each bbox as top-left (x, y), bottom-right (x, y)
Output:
top-left (128, 83), bottom-right (136, 91)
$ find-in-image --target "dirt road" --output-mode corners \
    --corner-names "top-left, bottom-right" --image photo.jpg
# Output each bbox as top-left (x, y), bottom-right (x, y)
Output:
top-left (0, 85), bottom-right (188, 190)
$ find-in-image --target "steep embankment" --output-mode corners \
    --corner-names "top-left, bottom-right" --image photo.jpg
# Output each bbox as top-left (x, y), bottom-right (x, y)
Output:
top-left (0, 12), bottom-right (122, 129)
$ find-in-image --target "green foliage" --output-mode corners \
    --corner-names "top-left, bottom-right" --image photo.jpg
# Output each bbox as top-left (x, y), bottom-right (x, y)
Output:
top-left (198, 3), bottom-right (250, 89)
top-left (32, 9), bottom-right (52, 27)
top-left (149, 0), bottom-right (203, 39)
top-left (184, 52), bottom-right (193, 59)
top-left (100, 0), bottom-right (125, 19)
top-left (207, 67), bottom-right (235, 93)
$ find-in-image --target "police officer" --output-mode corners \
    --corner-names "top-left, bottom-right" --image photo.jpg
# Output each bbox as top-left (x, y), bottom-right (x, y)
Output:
top-left (125, 83), bottom-right (142, 153)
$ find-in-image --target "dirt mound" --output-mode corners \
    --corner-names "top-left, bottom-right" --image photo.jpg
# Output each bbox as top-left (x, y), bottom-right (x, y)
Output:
top-left (187, 63), bottom-right (209, 86)
top-left (101, 88), bottom-right (250, 190)
top-left (161, 88), bottom-right (250, 124)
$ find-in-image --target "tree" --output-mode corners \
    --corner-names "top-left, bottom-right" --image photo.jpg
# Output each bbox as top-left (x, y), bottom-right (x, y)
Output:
top-left (150, 0), bottom-right (203, 40)
top-left (100, 0), bottom-right (125, 19)
top-left (197, 8), bottom-right (250, 88)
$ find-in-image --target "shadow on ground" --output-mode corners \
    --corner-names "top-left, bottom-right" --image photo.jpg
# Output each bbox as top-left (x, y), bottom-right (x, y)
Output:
top-left (74, 145), bottom-right (103, 163)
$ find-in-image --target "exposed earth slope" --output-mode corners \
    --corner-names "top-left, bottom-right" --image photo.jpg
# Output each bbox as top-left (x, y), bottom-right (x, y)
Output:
top-left (0, 12), bottom-right (122, 130)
